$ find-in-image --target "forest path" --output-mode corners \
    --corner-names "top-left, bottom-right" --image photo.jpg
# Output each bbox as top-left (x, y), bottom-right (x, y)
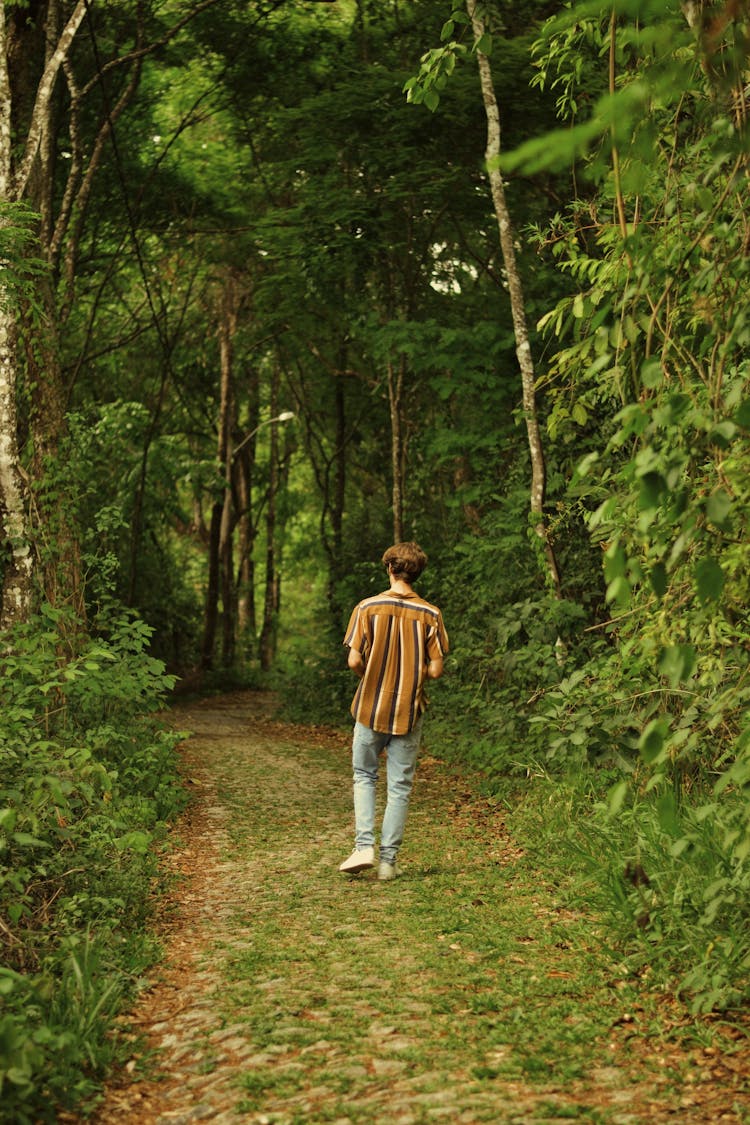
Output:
top-left (90, 691), bottom-right (749, 1125)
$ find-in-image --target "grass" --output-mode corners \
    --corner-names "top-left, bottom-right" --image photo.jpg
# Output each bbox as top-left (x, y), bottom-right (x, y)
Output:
top-left (179, 724), bottom-right (739, 1125)
top-left (93, 695), bottom-right (749, 1124)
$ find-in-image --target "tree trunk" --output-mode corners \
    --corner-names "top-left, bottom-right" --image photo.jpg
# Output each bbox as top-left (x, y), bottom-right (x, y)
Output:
top-left (325, 355), bottom-right (347, 623)
top-left (200, 503), bottom-right (222, 671)
top-left (200, 278), bottom-right (237, 670)
top-left (0, 309), bottom-right (34, 631)
top-left (259, 370), bottom-right (280, 672)
top-left (23, 278), bottom-right (85, 619)
top-left (466, 0), bottom-right (562, 601)
top-left (0, 0), bottom-right (89, 629)
top-left (218, 279), bottom-right (238, 668)
top-left (236, 374), bottom-right (260, 640)
top-left (0, 6), bottom-right (31, 627)
top-left (236, 444), bottom-right (257, 640)
top-left (387, 354), bottom-right (405, 543)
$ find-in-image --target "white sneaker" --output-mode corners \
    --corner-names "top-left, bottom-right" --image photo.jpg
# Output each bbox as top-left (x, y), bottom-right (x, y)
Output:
top-left (339, 847), bottom-right (375, 874)
top-left (378, 860), bottom-right (402, 881)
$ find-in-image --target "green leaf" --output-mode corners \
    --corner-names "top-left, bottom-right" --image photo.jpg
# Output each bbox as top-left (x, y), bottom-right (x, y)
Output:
top-left (638, 471), bottom-right (665, 510)
top-left (12, 832), bottom-right (51, 849)
top-left (640, 359), bottom-right (663, 388)
top-left (705, 489), bottom-right (732, 530)
top-left (475, 32), bottom-right (493, 55)
top-left (603, 542), bottom-right (626, 582)
top-left (440, 20), bottom-right (455, 41)
top-left (734, 398), bottom-right (750, 429)
top-left (114, 830), bottom-right (152, 854)
top-left (423, 88), bottom-right (440, 112)
top-left (657, 791), bottom-right (680, 836)
top-left (708, 420), bottom-right (736, 447)
top-left (694, 557), bottom-right (725, 602)
top-left (658, 644), bottom-right (696, 688)
top-left (650, 562), bottom-right (667, 598)
top-left (0, 808), bottom-right (18, 833)
top-left (639, 717), bottom-right (669, 765)
top-left (605, 574), bottom-right (630, 605)
top-left (607, 779), bottom-right (629, 816)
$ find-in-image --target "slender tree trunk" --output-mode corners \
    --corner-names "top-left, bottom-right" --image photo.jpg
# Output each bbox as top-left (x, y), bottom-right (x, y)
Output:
top-left (236, 445), bottom-right (257, 639)
top-left (0, 6), bottom-right (32, 627)
top-left (201, 279), bottom-right (237, 670)
top-left (466, 0), bottom-right (562, 600)
top-left (12, 1), bottom-right (87, 201)
top-left (387, 354), bottom-right (405, 543)
top-left (200, 504), bottom-right (222, 671)
top-left (0, 311), bottom-right (34, 631)
top-left (218, 280), bottom-right (238, 668)
top-left (259, 370), bottom-right (280, 672)
top-left (236, 375), bottom-right (260, 640)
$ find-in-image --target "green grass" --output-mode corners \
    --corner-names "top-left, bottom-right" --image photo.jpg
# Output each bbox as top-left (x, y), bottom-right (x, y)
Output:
top-left (181, 730), bottom-right (734, 1124)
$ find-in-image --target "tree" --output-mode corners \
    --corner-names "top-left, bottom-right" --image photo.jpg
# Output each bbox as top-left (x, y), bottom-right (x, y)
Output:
top-left (405, 0), bottom-right (563, 602)
top-left (465, 0), bottom-right (562, 601)
top-left (0, 0), bottom-right (87, 628)
top-left (508, 0), bottom-right (750, 1009)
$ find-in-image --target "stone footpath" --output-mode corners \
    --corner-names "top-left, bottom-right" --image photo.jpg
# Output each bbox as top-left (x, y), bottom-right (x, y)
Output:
top-left (87, 692), bottom-right (750, 1125)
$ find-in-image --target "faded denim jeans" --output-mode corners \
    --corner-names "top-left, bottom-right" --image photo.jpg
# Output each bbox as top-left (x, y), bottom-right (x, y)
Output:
top-left (350, 717), bottom-right (424, 864)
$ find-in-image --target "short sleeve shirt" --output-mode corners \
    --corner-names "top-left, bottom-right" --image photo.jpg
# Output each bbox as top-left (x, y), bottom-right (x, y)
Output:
top-left (343, 589), bottom-right (449, 735)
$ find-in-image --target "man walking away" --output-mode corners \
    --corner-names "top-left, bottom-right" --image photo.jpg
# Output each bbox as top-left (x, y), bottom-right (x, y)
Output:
top-left (339, 542), bottom-right (449, 880)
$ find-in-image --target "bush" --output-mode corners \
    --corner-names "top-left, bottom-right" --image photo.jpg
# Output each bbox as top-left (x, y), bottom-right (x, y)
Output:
top-left (507, 769), bottom-right (750, 1015)
top-left (0, 605), bottom-right (186, 1120)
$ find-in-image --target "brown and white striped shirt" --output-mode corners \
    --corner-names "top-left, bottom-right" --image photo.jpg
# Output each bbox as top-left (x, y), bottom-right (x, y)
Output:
top-left (344, 590), bottom-right (449, 735)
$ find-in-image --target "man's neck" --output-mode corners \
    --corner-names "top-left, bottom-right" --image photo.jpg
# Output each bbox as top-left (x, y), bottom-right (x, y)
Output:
top-left (389, 578), bottom-right (414, 597)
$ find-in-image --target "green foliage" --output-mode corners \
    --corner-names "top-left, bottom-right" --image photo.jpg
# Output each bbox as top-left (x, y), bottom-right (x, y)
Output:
top-left (0, 605), bottom-right (185, 1119)
top-left (0, 202), bottom-right (49, 317)
top-left (62, 406), bottom-right (205, 668)
top-left (512, 771), bottom-right (750, 1014)
top-left (500, 0), bottom-right (750, 1011)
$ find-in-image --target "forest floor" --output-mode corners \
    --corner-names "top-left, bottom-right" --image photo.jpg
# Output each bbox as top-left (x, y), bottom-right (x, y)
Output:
top-left (85, 690), bottom-right (749, 1125)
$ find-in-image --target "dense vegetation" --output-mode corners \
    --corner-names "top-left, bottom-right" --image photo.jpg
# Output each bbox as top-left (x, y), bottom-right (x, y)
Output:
top-left (1, 0), bottom-right (748, 1117)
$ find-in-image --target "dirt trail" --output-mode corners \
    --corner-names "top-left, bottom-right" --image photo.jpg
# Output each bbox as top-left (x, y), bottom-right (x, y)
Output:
top-left (88, 691), bottom-right (749, 1125)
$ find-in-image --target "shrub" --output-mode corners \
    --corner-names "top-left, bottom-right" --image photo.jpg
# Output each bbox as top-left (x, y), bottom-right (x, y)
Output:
top-left (0, 605), bottom-right (186, 1119)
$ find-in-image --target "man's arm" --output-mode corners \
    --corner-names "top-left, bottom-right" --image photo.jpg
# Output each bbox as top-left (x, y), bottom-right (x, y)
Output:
top-left (426, 656), bottom-right (444, 680)
top-left (347, 647), bottom-right (366, 678)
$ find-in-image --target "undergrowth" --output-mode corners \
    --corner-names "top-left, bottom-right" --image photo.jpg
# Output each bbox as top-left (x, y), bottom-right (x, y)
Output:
top-left (0, 604), bottom-right (187, 1123)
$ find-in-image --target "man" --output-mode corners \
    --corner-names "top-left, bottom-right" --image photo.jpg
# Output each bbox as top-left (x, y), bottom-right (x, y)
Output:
top-left (339, 541), bottom-right (449, 881)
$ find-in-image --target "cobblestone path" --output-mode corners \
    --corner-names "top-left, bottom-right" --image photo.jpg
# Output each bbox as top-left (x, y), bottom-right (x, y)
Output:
top-left (90, 692), bottom-right (750, 1125)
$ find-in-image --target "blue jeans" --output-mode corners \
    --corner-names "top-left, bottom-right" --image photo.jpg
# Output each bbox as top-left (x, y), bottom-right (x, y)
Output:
top-left (351, 718), bottom-right (424, 864)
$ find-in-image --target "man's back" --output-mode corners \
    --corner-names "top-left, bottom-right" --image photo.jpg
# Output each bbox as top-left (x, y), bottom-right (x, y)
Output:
top-left (344, 588), bottom-right (448, 735)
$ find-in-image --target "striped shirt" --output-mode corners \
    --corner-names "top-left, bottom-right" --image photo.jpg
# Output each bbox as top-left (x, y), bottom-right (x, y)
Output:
top-left (343, 590), bottom-right (449, 735)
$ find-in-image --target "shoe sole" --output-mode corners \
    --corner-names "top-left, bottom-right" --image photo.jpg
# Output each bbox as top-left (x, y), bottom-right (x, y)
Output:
top-left (339, 861), bottom-right (374, 874)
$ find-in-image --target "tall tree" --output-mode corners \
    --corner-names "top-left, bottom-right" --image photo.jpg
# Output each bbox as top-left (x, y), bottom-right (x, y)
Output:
top-left (465, 0), bottom-right (562, 600)
top-left (0, 0), bottom-right (87, 628)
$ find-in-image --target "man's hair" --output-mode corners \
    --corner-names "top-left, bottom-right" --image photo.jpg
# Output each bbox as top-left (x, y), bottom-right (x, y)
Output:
top-left (382, 541), bottom-right (428, 583)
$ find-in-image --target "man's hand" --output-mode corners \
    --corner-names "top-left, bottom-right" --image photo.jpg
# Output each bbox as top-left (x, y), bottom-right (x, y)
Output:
top-left (347, 648), bottom-right (366, 678)
top-left (426, 657), bottom-right (444, 680)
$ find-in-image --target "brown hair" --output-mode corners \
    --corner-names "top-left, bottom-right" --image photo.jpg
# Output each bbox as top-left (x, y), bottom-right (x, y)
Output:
top-left (382, 541), bottom-right (428, 584)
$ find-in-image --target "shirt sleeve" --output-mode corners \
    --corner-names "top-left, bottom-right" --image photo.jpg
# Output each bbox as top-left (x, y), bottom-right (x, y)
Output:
top-left (426, 612), bottom-right (449, 660)
top-left (343, 603), bottom-right (368, 654)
